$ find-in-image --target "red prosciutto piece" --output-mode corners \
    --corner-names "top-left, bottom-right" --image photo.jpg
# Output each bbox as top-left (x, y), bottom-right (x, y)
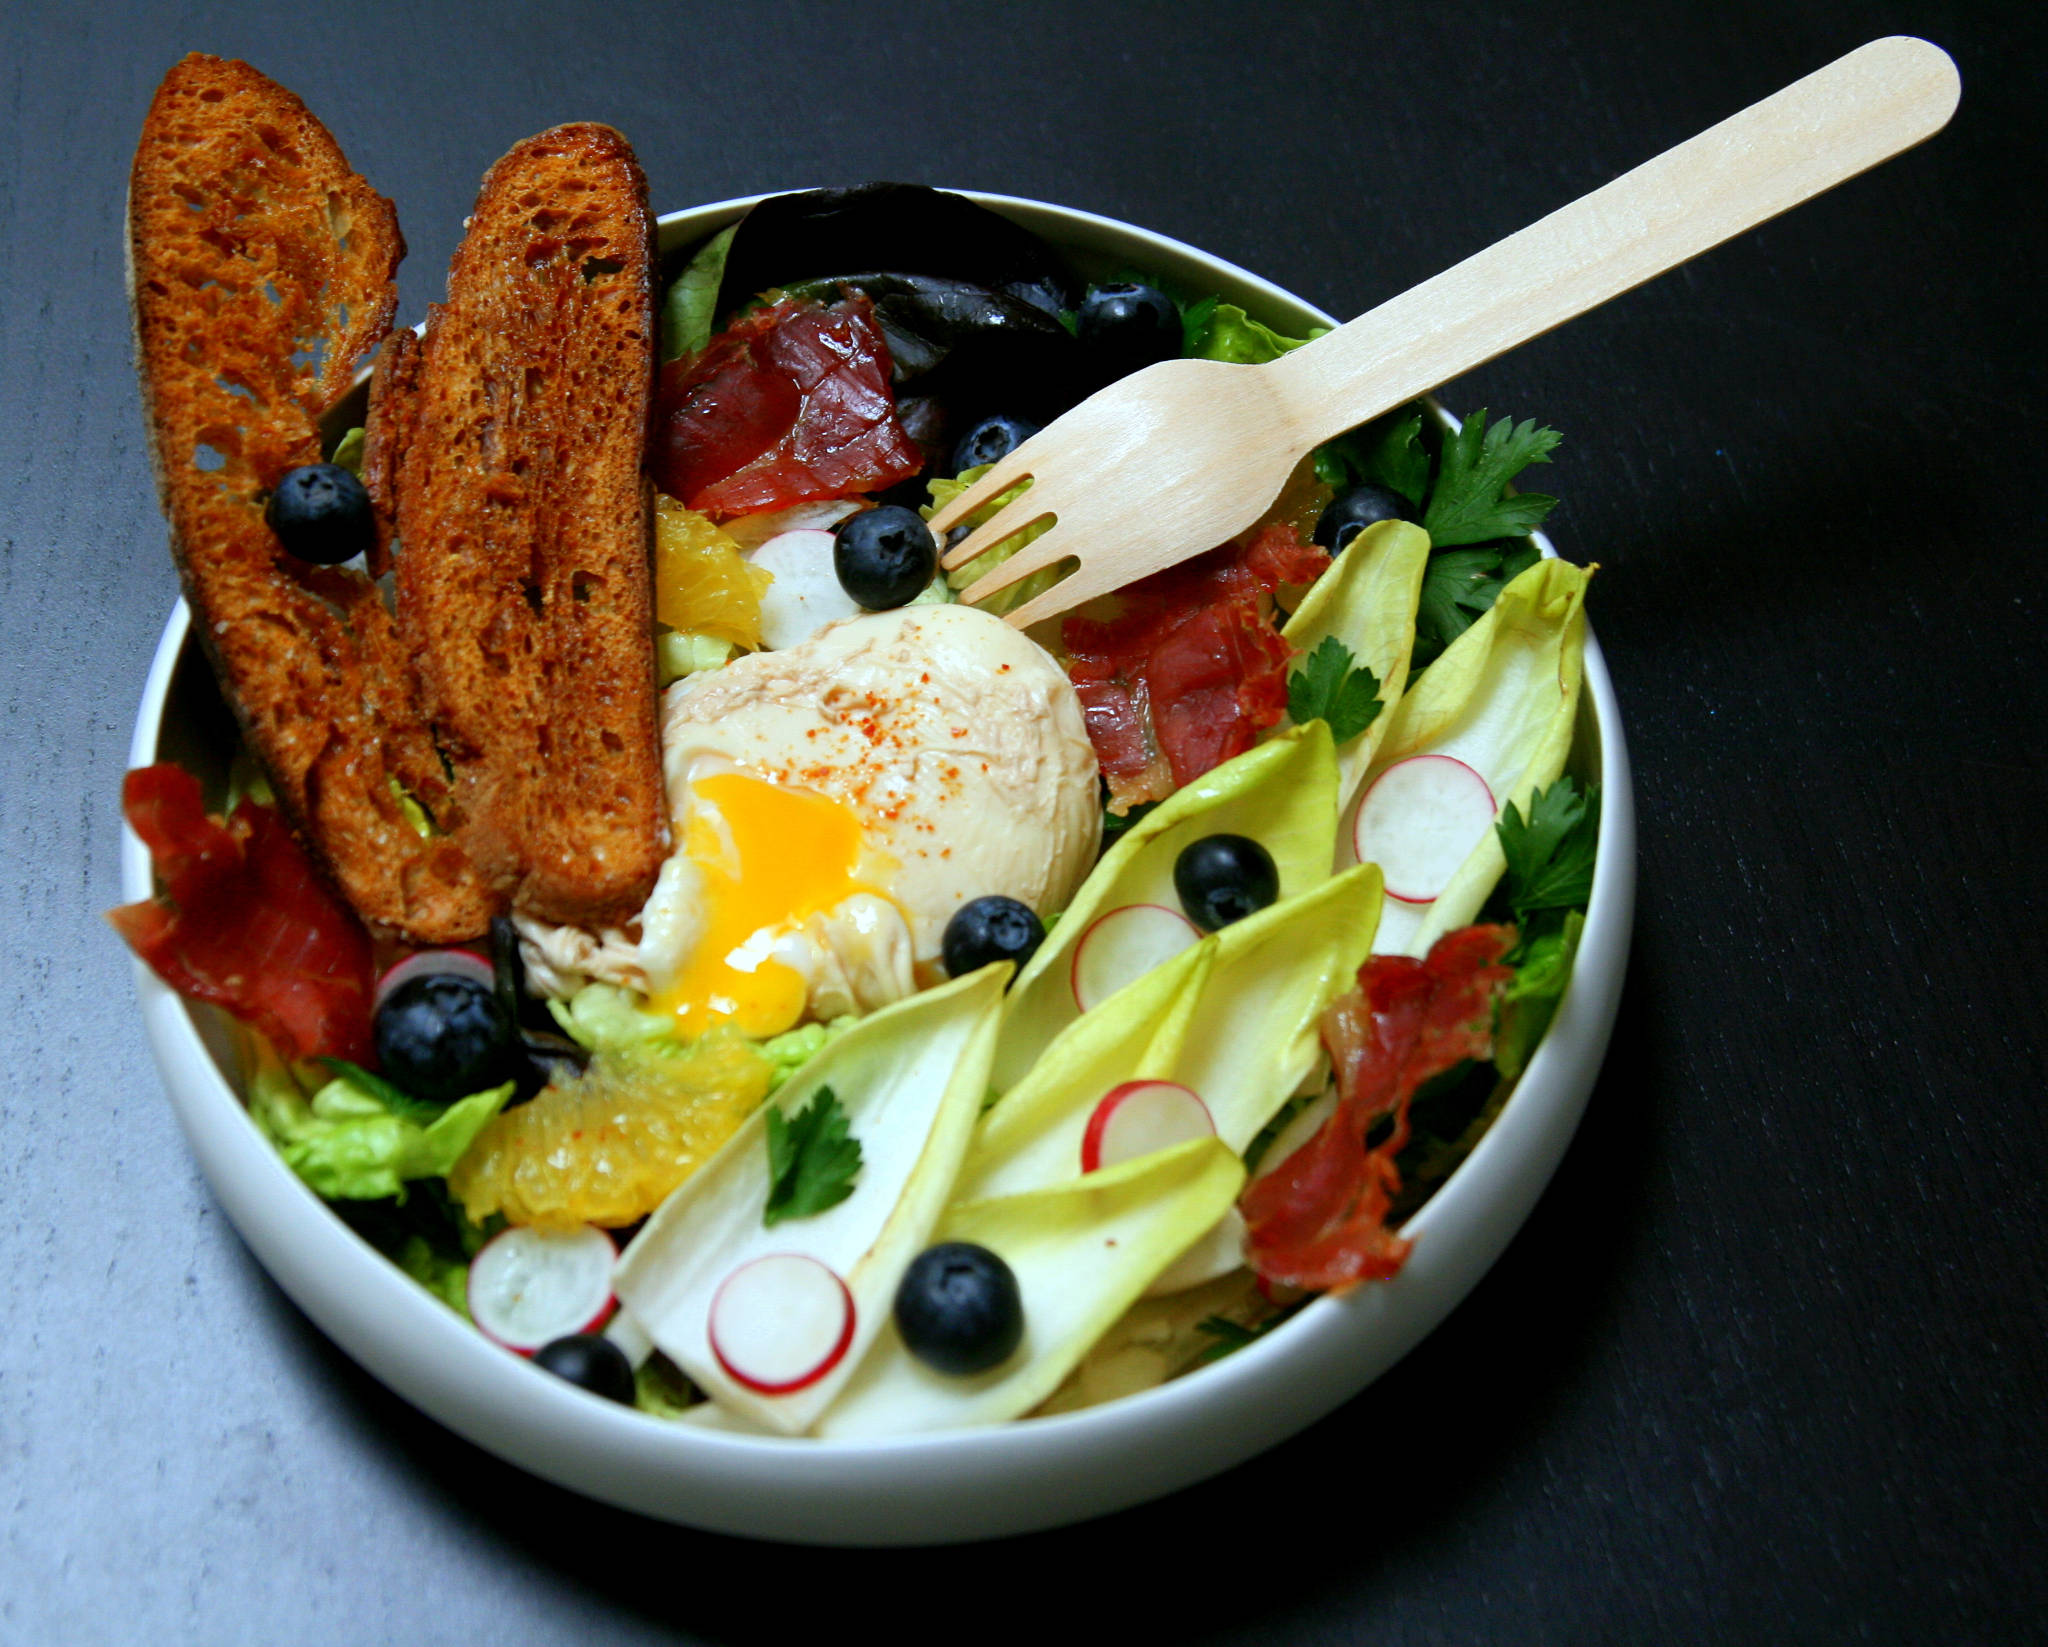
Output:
top-left (652, 293), bottom-right (923, 519)
top-left (1063, 523), bottom-right (1328, 811)
top-left (1241, 925), bottom-right (1516, 1292)
top-left (107, 764), bottom-right (375, 1064)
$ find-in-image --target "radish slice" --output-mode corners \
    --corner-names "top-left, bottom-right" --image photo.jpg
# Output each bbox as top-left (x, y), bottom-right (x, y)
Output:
top-left (467, 1224), bottom-right (617, 1354)
top-left (1352, 754), bottom-right (1496, 904)
top-left (375, 947), bottom-right (493, 1011)
top-left (1069, 903), bottom-right (1202, 1012)
top-left (749, 528), bottom-right (862, 650)
top-left (1081, 1081), bottom-right (1215, 1173)
top-left (708, 1253), bottom-right (857, 1396)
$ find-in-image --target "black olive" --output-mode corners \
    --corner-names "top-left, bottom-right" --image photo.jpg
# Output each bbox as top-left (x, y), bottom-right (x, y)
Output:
top-left (894, 1243), bottom-right (1024, 1375)
top-left (265, 463), bottom-right (375, 565)
top-left (1173, 834), bottom-right (1280, 932)
top-left (942, 896), bottom-right (1046, 979)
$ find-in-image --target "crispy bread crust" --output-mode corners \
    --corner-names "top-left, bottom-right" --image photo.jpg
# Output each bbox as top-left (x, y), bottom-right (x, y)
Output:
top-left (377, 123), bottom-right (665, 929)
top-left (129, 54), bottom-right (500, 942)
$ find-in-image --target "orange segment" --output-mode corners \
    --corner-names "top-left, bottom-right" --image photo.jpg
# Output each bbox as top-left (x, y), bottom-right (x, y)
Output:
top-left (653, 493), bottom-right (772, 648)
top-left (448, 1034), bottom-right (774, 1230)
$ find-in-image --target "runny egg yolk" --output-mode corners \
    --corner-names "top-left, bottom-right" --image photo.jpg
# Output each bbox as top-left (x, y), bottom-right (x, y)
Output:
top-left (652, 770), bottom-right (876, 1039)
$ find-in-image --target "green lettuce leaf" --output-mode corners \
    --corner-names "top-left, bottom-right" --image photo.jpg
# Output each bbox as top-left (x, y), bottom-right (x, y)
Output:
top-left (548, 982), bottom-right (677, 1052)
top-left (922, 465), bottom-right (1057, 616)
top-left (1187, 302), bottom-right (1323, 364)
top-left (660, 223), bottom-right (736, 362)
top-left (328, 426), bottom-right (366, 476)
top-left (247, 1050), bottom-right (513, 1202)
top-left (760, 1016), bottom-right (857, 1091)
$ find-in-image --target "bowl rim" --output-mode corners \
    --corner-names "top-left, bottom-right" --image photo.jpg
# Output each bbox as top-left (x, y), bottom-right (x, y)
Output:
top-left (121, 187), bottom-right (1636, 1544)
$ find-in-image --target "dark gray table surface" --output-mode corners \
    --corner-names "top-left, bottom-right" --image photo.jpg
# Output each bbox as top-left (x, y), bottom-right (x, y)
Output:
top-left (5, 1), bottom-right (2043, 1641)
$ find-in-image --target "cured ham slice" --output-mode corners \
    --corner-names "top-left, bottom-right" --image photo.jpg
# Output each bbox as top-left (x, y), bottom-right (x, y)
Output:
top-left (1064, 524), bottom-right (1328, 813)
top-left (653, 293), bottom-right (923, 519)
top-left (1241, 924), bottom-right (1515, 1291)
top-left (108, 764), bottom-right (375, 1064)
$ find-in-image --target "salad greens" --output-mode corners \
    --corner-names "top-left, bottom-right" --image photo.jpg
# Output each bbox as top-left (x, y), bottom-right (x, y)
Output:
top-left (246, 1037), bottom-right (513, 1204)
top-left (660, 223), bottom-right (735, 362)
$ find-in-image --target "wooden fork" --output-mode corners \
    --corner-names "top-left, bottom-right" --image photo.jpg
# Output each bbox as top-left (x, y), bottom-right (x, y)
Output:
top-left (933, 36), bottom-right (1959, 629)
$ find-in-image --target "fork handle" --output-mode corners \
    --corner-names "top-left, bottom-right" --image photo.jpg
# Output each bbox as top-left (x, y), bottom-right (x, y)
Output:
top-left (1271, 36), bottom-right (1958, 442)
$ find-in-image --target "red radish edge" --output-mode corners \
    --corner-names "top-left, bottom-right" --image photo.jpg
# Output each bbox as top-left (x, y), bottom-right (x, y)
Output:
top-left (1081, 1080), bottom-right (1215, 1173)
top-left (1352, 753), bottom-right (1497, 904)
top-left (708, 1253), bottom-right (857, 1397)
top-left (375, 947), bottom-right (493, 1011)
top-left (1068, 903), bottom-right (1203, 1013)
top-left (466, 1224), bottom-right (618, 1356)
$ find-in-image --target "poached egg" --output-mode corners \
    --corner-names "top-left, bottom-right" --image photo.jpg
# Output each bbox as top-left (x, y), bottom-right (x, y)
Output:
top-left (521, 602), bottom-right (1099, 1037)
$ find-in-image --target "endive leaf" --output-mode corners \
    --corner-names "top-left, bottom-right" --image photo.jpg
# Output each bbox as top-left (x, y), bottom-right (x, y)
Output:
top-left (960, 942), bottom-right (1215, 1202)
top-left (995, 721), bottom-right (1340, 1090)
top-left (1349, 557), bottom-right (1591, 957)
top-left (1170, 864), bottom-right (1383, 1152)
top-left (611, 965), bottom-right (1007, 1434)
top-left (815, 1137), bottom-right (1245, 1438)
top-left (1277, 519), bottom-right (1432, 808)
top-left (961, 867), bottom-right (1378, 1202)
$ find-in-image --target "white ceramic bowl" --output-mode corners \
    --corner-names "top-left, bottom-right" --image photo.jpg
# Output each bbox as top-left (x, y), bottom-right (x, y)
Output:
top-left (122, 190), bottom-right (1635, 1545)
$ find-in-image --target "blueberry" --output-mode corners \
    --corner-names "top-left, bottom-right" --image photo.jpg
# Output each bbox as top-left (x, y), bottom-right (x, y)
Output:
top-left (942, 895), bottom-right (1046, 979)
top-left (833, 505), bottom-right (938, 610)
top-left (894, 1242), bottom-right (1024, 1376)
top-left (950, 413), bottom-right (1041, 476)
top-left (1314, 484), bottom-right (1411, 554)
top-left (1075, 282), bottom-right (1180, 384)
top-left (1173, 834), bottom-right (1280, 932)
top-left (373, 973), bottom-right (513, 1105)
top-left (265, 463), bottom-right (375, 565)
top-left (533, 1333), bottom-right (637, 1404)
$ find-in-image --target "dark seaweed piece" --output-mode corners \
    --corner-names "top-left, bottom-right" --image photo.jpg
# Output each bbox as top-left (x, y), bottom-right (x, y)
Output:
top-left (713, 183), bottom-right (1075, 325)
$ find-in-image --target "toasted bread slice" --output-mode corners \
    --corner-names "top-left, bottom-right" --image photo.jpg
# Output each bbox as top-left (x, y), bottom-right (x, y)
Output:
top-left (128, 54), bottom-right (499, 942)
top-left (372, 123), bottom-right (665, 929)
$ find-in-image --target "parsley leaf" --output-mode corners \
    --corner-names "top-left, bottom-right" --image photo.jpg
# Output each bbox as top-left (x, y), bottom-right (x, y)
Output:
top-left (763, 1085), bottom-right (863, 1226)
top-left (1421, 410), bottom-right (1561, 547)
top-left (1178, 293), bottom-right (1218, 356)
top-left (1287, 636), bottom-right (1383, 743)
top-left (1497, 778), bottom-right (1601, 922)
top-left (1314, 408), bottom-right (1430, 506)
top-left (1412, 540), bottom-right (1542, 670)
